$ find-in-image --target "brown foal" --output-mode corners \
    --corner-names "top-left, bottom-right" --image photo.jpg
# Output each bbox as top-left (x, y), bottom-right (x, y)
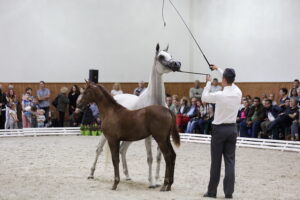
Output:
top-left (77, 82), bottom-right (180, 191)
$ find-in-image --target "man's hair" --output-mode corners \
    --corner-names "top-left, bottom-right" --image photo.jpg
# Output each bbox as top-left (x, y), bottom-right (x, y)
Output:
top-left (294, 79), bottom-right (299, 82)
top-left (290, 97), bottom-right (298, 104)
top-left (213, 78), bottom-right (218, 81)
top-left (40, 81), bottom-right (45, 84)
top-left (253, 97), bottom-right (261, 102)
top-left (223, 68), bottom-right (236, 84)
top-left (280, 88), bottom-right (288, 94)
top-left (265, 99), bottom-right (272, 105)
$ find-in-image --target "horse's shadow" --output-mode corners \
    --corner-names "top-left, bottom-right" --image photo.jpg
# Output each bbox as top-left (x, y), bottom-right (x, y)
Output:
top-left (91, 177), bottom-right (159, 191)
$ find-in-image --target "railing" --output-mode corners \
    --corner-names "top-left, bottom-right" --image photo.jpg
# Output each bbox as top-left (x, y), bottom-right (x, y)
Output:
top-left (1, 128), bottom-right (299, 153)
top-left (0, 127), bottom-right (80, 137)
top-left (180, 133), bottom-right (300, 153)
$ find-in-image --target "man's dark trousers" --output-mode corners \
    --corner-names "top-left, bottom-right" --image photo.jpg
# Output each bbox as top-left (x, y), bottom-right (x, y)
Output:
top-left (207, 124), bottom-right (237, 196)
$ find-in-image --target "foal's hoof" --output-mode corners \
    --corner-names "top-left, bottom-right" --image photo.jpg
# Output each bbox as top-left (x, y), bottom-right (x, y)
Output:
top-left (160, 185), bottom-right (167, 192)
top-left (155, 184), bottom-right (161, 188)
top-left (148, 185), bottom-right (156, 189)
top-left (87, 175), bottom-right (94, 179)
top-left (111, 185), bottom-right (117, 190)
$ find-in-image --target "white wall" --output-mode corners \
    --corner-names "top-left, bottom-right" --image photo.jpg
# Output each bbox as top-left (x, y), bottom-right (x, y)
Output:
top-left (0, 0), bottom-right (299, 82)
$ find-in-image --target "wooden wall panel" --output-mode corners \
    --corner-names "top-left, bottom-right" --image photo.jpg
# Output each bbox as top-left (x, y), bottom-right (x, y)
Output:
top-left (0, 82), bottom-right (293, 104)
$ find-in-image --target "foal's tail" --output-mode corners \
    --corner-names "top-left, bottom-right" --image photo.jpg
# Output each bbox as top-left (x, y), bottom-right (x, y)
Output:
top-left (169, 110), bottom-right (180, 147)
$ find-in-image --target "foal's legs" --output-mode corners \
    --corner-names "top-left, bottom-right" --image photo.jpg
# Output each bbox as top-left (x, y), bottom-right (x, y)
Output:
top-left (156, 139), bottom-right (175, 192)
top-left (88, 134), bottom-right (107, 179)
top-left (166, 140), bottom-right (176, 191)
top-left (145, 136), bottom-right (156, 188)
top-left (107, 139), bottom-right (121, 190)
top-left (119, 141), bottom-right (132, 180)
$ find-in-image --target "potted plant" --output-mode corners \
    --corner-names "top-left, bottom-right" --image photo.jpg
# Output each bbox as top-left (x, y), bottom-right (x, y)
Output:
top-left (80, 124), bottom-right (85, 135)
top-left (91, 123), bottom-right (98, 136)
top-left (84, 125), bottom-right (91, 136)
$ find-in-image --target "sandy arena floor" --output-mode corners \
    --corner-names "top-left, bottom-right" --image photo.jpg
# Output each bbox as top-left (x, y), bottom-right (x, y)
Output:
top-left (0, 136), bottom-right (299, 200)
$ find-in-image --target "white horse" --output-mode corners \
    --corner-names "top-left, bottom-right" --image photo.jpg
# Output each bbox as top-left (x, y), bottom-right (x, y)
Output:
top-left (87, 43), bottom-right (181, 188)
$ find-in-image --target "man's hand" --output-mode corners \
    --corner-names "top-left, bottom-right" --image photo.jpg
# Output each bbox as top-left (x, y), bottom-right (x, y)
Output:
top-left (75, 108), bottom-right (81, 114)
top-left (206, 74), bottom-right (212, 82)
top-left (209, 64), bottom-right (219, 71)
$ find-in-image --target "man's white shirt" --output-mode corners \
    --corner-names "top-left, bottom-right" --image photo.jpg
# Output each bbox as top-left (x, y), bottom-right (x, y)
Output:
top-left (202, 68), bottom-right (242, 125)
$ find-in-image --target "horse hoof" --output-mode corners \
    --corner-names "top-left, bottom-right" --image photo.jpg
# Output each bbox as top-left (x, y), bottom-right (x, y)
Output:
top-left (111, 185), bottom-right (117, 190)
top-left (149, 185), bottom-right (156, 189)
top-left (87, 176), bottom-right (94, 179)
top-left (155, 184), bottom-right (161, 188)
top-left (125, 177), bottom-right (132, 181)
top-left (160, 186), bottom-right (167, 192)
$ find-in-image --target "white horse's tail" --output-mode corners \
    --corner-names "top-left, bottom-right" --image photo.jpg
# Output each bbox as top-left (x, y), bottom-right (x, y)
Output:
top-left (104, 142), bottom-right (111, 168)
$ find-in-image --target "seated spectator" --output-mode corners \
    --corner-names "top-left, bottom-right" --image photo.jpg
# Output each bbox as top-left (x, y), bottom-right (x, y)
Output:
top-left (111, 83), bottom-right (123, 96)
top-left (268, 93), bottom-right (277, 105)
top-left (185, 98), bottom-right (200, 133)
top-left (176, 97), bottom-right (191, 132)
top-left (260, 99), bottom-right (282, 138)
top-left (56, 87), bottom-right (69, 127)
top-left (209, 78), bottom-right (222, 93)
top-left (289, 88), bottom-right (298, 98)
top-left (166, 96), bottom-right (172, 109)
top-left (189, 80), bottom-right (203, 99)
top-left (279, 88), bottom-right (289, 106)
top-left (267, 97), bottom-right (299, 140)
top-left (133, 81), bottom-right (146, 96)
top-left (197, 101), bottom-right (214, 134)
top-left (237, 99), bottom-right (251, 125)
top-left (297, 87), bottom-right (300, 106)
top-left (246, 95), bottom-right (253, 105)
top-left (7, 103), bottom-right (18, 129)
top-left (37, 109), bottom-right (46, 128)
top-left (240, 97), bottom-right (265, 138)
top-left (281, 98), bottom-right (290, 112)
top-left (169, 95), bottom-right (180, 113)
top-left (289, 79), bottom-right (299, 96)
top-left (22, 93), bottom-right (33, 128)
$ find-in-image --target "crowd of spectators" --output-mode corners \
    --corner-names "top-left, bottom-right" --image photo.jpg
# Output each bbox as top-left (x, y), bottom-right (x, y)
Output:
top-left (167, 79), bottom-right (300, 141)
top-left (0, 79), bottom-right (299, 141)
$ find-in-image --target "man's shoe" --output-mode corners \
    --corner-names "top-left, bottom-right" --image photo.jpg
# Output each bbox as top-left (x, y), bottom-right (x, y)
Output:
top-left (225, 194), bottom-right (233, 199)
top-left (203, 192), bottom-right (216, 198)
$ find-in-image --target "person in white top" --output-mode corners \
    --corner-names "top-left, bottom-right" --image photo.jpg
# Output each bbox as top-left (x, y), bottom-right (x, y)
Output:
top-left (202, 65), bottom-right (242, 199)
top-left (111, 83), bottom-right (123, 96)
top-left (209, 78), bottom-right (222, 93)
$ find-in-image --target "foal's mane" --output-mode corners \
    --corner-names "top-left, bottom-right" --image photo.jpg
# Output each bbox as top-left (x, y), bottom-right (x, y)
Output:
top-left (95, 84), bottom-right (124, 109)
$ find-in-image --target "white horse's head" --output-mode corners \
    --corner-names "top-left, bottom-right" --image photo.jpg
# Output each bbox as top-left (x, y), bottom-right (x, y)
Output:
top-left (154, 43), bottom-right (181, 75)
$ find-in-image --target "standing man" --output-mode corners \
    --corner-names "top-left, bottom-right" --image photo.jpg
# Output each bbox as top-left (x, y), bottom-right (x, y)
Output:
top-left (189, 80), bottom-right (203, 99)
top-left (37, 81), bottom-right (51, 123)
top-left (202, 65), bottom-right (242, 199)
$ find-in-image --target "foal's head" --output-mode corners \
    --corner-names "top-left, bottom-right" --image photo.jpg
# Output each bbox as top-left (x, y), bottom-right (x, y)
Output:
top-left (77, 82), bottom-right (98, 109)
top-left (155, 43), bottom-right (181, 74)
top-left (77, 81), bottom-right (121, 110)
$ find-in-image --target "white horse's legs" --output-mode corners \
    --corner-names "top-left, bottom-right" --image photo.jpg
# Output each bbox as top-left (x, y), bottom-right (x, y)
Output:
top-left (88, 134), bottom-right (107, 179)
top-left (155, 146), bottom-right (162, 186)
top-left (145, 136), bottom-right (156, 188)
top-left (119, 141), bottom-right (132, 180)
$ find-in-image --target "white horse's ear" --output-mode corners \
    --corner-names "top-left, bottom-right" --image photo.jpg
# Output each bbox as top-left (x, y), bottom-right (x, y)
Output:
top-left (164, 44), bottom-right (169, 52)
top-left (156, 43), bottom-right (160, 53)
